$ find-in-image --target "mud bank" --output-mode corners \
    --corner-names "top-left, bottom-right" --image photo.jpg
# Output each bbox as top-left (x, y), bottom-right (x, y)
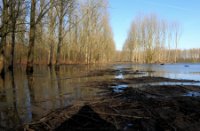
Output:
top-left (22, 67), bottom-right (200, 131)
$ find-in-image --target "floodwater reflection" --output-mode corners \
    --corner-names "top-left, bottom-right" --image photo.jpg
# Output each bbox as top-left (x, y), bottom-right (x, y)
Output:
top-left (1, 63), bottom-right (200, 130)
top-left (113, 63), bottom-right (200, 81)
top-left (0, 65), bottom-right (105, 130)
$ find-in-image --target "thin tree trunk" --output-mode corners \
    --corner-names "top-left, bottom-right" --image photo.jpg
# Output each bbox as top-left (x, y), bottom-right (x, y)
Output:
top-left (55, 17), bottom-right (63, 68)
top-left (175, 32), bottom-right (178, 63)
top-left (10, 22), bottom-right (16, 71)
top-left (49, 44), bottom-right (54, 66)
top-left (48, 0), bottom-right (55, 67)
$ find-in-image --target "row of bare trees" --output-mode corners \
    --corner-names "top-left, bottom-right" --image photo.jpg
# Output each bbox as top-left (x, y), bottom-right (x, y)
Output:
top-left (172, 48), bottom-right (200, 62)
top-left (0, 0), bottom-right (115, 76)
top-left (122, 14), bottom-right (182, 64)
top-left (0, 0), bottom-right (27, 76)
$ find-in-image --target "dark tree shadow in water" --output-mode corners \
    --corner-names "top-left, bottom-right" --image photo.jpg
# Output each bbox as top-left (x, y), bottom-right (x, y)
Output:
top-left (56, 105), bottom-right (118, 131)
top-left (10, 70), bottom-right (22, 128)
top-left (55, 68), bottom-right (63, 107)
top-left (27, 74), bottom-right (35, 103)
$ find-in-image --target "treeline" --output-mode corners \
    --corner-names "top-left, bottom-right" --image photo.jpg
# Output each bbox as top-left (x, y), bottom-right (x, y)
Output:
top-left (0, 0), bottom-right (115, 75)
top-left (175, 48), bottom-right (200, 62)
top-left (122, 14), bottom-right (183, 64)
top-left (117, 48), bottom-right (200, 63)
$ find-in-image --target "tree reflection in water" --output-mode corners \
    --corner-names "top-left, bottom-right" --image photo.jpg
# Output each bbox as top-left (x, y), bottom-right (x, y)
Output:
top-left (0, 65), bottom-right (102, 130)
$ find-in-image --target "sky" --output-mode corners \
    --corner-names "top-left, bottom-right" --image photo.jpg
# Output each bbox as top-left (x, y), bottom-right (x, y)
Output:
top-left (108, 0), bottom-right (200, 51)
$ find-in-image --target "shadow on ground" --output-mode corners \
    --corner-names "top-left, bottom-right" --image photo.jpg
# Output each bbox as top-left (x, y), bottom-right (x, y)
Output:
top-left (55, 105), bottom-right (118, 131)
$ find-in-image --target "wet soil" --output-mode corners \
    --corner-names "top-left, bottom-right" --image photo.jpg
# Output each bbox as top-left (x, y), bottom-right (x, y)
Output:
top-left (22, 67), bottom-right (200, 131)
top-left (55, 105), bottom-right (117, 131)
top-left (85, 68), bottom-right (145, 77)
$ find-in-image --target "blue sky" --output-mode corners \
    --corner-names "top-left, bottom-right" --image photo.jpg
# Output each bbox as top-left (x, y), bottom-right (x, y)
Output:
top-left (109, 0), bottom-right (200, 51)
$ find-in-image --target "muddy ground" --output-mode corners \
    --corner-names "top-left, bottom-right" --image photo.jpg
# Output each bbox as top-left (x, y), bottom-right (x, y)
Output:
top-left (22, 67), bottom-right (200, 131)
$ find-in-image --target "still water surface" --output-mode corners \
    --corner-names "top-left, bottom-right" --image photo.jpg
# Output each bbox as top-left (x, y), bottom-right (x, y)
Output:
top-left (114, 63), bottom-right (200, 81)
top-left (0, 65), bottom-right (111, 129)
top-left (0, 63), bottom-right (200, 129)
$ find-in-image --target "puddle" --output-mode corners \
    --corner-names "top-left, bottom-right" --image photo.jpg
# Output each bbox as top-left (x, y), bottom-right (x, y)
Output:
top-left (183, 91), bottom-right (200, 97)
top-left (112, 81), bottom-right (200, 93)
top-left (115, 73), bottom-right (124, 79)
top-left (128, 81), bottom-right (200, 89)
top-left (112, 84), bottom-right (128, 93)
top-left (149, 82), bottom-right (200, 86)
top-left (124, 123), bottom-right (134, 130)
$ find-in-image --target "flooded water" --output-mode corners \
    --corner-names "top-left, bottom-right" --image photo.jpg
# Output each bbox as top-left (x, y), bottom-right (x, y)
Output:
top-left (0, 63), bottom-right (200, 130)
top-left (183, 91), bottom-right (200, 97)
top-left (113, 63), bottom-right (200, 81)
top-left (0, 65), bottom-right (113, 130)
top-left (112, 84), bottom-right (128, 93)
top-left (111, 63), bottom-right (200, 93)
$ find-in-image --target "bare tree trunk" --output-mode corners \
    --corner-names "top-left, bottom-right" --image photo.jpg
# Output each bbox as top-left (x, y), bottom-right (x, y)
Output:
top-left (10, 22), bottom-right (16, 71)
top-left (56, 1), bottom-right (64, 70)
top-left (167, 33), bottom-right (171, 63)
top-left (49, 43), bottom-right (54, 66)
top-left (55, 17), bottom-right (63, 68)
top-left (48, 0), bottom-right (55, 67)
top-left (175, 32), bottom-right (178, 63)
top-left (27, 0), bottom-right (36, 74)
top-left (0, 0), bottom-right (9, 78)
top-left (174, 23), bottom-right (181, 63)
top-left (10, 0), bottom-right (21, 71)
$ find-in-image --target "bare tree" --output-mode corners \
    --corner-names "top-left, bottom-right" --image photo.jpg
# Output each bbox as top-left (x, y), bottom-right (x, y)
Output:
top-left (0, 0), bottom-right (116, 74)
top-left (0, 0), bottom-right (9, 78)
top-left (173, 22), bottom-right (181, 63)
top-left (48, 0), bottom-right (56, 66)
top-left (123, 14), bottom-right (181, 64)
top-left (26, 0), bottom-right (51, 74)
top-left (9, 0), bottom-right (26, 71)
top-left (55, 0), bottom-right (74, 69)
